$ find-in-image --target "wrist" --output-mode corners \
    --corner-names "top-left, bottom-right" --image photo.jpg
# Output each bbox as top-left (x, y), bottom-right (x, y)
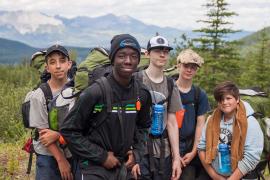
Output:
top-left (58, 134), bottom-right (66, 145)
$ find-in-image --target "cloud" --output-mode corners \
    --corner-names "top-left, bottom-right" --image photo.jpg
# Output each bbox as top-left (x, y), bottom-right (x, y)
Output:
top-left (1, 0), bottom-right (269, 31)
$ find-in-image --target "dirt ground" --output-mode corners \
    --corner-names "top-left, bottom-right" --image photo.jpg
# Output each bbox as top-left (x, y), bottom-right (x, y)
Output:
top-left (0, 143), bottom-right (35, 180)
top-left (0, 143), bottom-right (270, 180)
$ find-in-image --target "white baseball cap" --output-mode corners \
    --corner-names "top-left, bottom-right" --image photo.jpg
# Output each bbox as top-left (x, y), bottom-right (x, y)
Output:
top-left (147, 35), bottom-right (173, 51)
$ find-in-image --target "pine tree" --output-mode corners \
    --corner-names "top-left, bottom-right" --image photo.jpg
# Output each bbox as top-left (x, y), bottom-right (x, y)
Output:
top-left (239, 28), bottom-right (270, 92)
top-left (192, 0), bottom-right (241, 93)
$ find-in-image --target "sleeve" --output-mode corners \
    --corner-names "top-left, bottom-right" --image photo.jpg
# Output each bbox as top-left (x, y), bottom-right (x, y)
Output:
top-left (168, 81), bottom-right (183, 113)
top-left (60, 84), bottom-right (108, 164)
top-left (197, 89), bottom-right (210, 116)
top-left (29, 88), bottom-right (49, 129)
top-left (197, 116), bottom-right (211, 151)
top-left (237, 116), bottom-right (264, 175)
top-left (132, 88), bottom-right (152, 163)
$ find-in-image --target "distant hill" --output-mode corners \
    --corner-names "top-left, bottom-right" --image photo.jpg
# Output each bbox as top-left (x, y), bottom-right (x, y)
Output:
top-left (0, 38), bottom-right (89, 64)
top-left (238, 26), bottom-right (270, 57)
top-left (0, 38), bottom-right (37, 64)
top-left (0, 10), bottom-right (252, 48)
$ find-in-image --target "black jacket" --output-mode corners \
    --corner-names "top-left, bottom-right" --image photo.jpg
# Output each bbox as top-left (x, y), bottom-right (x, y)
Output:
top-left (60, 74), bottom-right (152, 165)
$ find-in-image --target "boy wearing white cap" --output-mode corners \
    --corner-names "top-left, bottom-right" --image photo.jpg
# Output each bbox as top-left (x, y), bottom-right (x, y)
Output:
top-left (132, 35), bottom-right (182, 180)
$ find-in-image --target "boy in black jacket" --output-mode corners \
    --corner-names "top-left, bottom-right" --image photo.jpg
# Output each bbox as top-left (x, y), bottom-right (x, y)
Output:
top-left (60, 34), bottom-right (152, 179)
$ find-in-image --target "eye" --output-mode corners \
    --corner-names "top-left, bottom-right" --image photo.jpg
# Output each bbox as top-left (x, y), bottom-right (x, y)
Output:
top-left (48, 60), bottom-right (56, 65)
top-left (131, 54), bottom-right (139, 59)
top-left (118, 54), bottom-right (125, 59)
top-left (60, 58), bottom-right (67, 63)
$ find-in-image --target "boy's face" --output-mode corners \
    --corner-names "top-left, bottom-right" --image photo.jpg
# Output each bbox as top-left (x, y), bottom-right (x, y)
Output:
top-left (147, 48), bottom-right (169, 68)
top-left (45, 52), bottom-right (71, 81)
top-left (113, 47), bottom-right (139, 78)
top-left (218, 94), bottom-right (239, 117)
top-left (178, 63), bottom-right (198, 80)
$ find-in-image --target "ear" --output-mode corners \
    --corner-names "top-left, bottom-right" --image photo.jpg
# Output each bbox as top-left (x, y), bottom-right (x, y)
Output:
top-left (145, 50), bottom-right (150, 58)
top-left (68, 60), bottom-right (72, 70)
top-left (237, 98), bottom-right (240, 104)
top-left (45, 63), bottom-right (49, 72)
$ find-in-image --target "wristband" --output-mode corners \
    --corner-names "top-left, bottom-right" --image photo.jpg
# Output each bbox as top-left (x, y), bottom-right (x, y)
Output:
top-left (59, 135), bottom-right (66, 145)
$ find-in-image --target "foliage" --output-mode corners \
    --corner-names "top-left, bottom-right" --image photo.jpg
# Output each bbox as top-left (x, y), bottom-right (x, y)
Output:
top-left (0, 64), bottom-right (39, 142)
top-left (239, 28), bottom-right (270, 93)
top-left (189, 0), bottom-right (241, 101)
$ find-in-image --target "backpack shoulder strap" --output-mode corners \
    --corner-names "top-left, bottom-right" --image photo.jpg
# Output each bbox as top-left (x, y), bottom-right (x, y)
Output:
top-left (87, 77), bottom-right (112, 134)
top-left (39, 83), bottom-right (53, 110)
top-left (193, 85), bottom-right (201, 117)
top-left (166, 76), bottom-right (174, 109)
top-left (95, 77), bottom-right (112, 112)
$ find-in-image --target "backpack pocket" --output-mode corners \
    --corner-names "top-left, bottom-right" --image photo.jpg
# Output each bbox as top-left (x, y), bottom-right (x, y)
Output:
top-left (22, 101), bottom-right (31, 128)
top-left (48, 104), bottom-right (69, 131)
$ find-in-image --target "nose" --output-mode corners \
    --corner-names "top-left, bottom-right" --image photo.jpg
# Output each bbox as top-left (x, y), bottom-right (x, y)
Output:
top-left (160, 51), bottom-right (166, 57)
top-left (56, 61), bottom-right (61, 68)
top-left (124, 56), bottom-right (132, 64)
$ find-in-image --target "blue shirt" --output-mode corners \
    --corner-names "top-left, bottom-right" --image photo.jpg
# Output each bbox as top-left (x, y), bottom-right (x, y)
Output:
top-left (179, 85), bottom-right (210, 154)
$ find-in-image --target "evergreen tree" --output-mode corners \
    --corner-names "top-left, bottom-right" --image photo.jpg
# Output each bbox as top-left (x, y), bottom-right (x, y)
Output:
top-left (192, 0), bottom-right (241, 93)
top-left (239, 28), bottom-right (270, 92)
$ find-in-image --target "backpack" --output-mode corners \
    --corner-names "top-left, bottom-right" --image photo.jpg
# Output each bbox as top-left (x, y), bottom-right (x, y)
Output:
top-left (21, 83), bottom-right (74, 174)
top-left (240, 88), bottom-right (270, 179)
top-left (64, 47), bottom-right (150, 98)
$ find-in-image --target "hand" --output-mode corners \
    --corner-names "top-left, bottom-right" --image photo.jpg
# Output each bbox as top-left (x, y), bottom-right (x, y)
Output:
top-left (171, 157), bottom-right (182, 180)
top-left (179, 156), bottom-right (186, 168)
top-left (57, 157), bottom-right (73, 180)
top-left (102, 151), bottom-right (120, 169)
top-left (131, 164), bottom-right (141, 180)
top-left (125, 150), bottom-right (135, 169)
top-left (39, 129), bottom-right (60, 147)
top-left (182, 152), bottom-right (196, 165)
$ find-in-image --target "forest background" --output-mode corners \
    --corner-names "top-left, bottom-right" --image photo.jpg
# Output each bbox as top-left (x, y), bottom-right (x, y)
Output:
top-left (0, 0), bottom-right (270, 179)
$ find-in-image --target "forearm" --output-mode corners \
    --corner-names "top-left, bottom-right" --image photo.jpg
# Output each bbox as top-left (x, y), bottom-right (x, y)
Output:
top-left (132, 128), bottom-right (149, 163)
top-left (167, 113), bottom-right (180, 159)
top-left (46, 143), bottom-right (66, 162)
top-left (227, 168), bottom-right (244, 180)
top-left (61, 129), bottom-right (108, 164)
top-left (198, 150), bottom-right (225, 180)
top-left (192, 115), bottom-right (205, 154)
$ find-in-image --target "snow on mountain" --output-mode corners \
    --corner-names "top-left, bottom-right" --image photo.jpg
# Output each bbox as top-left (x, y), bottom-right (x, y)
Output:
top-left (0, 10), bottom-right (64, 34)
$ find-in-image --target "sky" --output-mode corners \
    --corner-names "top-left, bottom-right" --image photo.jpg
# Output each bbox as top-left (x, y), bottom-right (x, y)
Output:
top-left (1, 0), bottom-right (269, 31)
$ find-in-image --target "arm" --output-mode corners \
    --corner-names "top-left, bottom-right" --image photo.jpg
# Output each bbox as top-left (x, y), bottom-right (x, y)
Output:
top-left (131, 89), bottom-right (152, 164)
top-left (46, 141), bottom-right (73, 180)
top-left (167, 112), bottom-right (182, 179)
top-left (183, 114), bottom-right (206, 164)
top-left (60, 85), bottom-right (108, 165)
top-left (198, 150), bottom-right (226, 180)
top-left (234, 116), bottom-right (264, 176)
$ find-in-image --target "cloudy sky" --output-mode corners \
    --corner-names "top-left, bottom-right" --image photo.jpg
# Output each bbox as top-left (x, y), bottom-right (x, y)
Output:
top-left (1, 0), bottom-right (269, 31)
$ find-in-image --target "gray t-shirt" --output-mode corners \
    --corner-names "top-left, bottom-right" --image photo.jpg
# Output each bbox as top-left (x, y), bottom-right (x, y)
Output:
top-left (142, 70), bottom-right (182, 158)
top-left (29, 87), bottom-right (75, 156)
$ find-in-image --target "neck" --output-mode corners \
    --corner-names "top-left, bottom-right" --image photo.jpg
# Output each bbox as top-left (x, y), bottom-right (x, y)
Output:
top-left (48, 78), bottom-right (67, 92)
top-left (223, 112), bottom-right (235, 122)
top-left (176, 76), bottom-right (192, 92)
top-left (112, 71), bottom-right (131, 87)
top-left (145, 64), bottom-right (164, 83)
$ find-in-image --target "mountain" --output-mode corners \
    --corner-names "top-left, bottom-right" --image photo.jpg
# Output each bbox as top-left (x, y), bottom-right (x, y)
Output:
top-left (0, 38), bottom-right (89, 64)
top-left (0, 10), bottom-right (251, 48)
top-left (0, 38), bottom-right (37, 64)
top-left (237, 26), bottom-right (270, 57)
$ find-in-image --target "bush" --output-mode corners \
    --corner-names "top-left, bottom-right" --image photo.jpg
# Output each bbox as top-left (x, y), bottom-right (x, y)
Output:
top-left (0, 65), bottom-right (38, 142)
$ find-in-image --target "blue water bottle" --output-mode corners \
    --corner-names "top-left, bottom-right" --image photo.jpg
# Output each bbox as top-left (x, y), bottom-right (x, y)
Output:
top-left (150, 104), bottom-right (164, 136)
top-left (218, 143), bottom-right (232, 174)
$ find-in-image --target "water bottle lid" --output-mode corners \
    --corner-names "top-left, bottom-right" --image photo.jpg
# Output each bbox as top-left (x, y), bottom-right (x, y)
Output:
top-left (153, 104), bottom-right (164, 111)
top-left (219, 143), bottom-right (228, 150)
